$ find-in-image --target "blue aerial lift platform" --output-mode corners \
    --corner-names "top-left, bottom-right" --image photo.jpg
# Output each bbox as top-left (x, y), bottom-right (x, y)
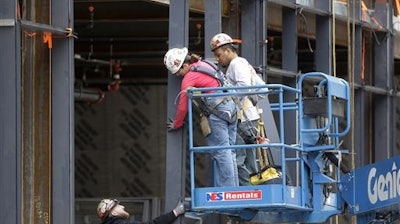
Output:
top-left (185, 72), bottom-right (400, 223)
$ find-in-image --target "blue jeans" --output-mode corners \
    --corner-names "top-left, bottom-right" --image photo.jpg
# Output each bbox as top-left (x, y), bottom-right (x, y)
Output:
top-left (205, 98), bottom-right (238, 187)
top-left (236, 120), bottom-right (259, 186)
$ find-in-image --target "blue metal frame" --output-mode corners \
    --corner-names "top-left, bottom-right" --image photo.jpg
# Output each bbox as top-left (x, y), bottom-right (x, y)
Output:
top-left (341, 155), bottom-right (400, 224)
top-left (185, 72), bottom-right (353, 223)
top-left (298, 72), bottom-right (351, 140)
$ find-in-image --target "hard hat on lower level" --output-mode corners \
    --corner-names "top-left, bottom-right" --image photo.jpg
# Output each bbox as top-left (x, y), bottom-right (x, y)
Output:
top-left (97, 198), bottom-right (119, 220)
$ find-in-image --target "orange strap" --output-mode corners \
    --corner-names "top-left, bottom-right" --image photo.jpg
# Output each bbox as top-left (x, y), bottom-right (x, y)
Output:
top-left (43, 32), bottom-right (52, 49)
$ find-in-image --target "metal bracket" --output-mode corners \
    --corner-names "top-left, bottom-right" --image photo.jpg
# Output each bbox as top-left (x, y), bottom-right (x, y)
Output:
top-left (0, 19), bottom-right (15, 27)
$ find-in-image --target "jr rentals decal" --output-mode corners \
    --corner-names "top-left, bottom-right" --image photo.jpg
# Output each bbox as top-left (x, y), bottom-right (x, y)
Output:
top-left (206, 190), bottom-right (262, 202)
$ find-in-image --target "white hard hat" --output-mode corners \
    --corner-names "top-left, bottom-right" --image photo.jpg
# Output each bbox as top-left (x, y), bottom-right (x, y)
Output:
top-left (210, 33), bottom-right (237, 51)
top-left (97, 199), bottom-right (119, 220)
top-left (164, 47), bottom-right (188, 74)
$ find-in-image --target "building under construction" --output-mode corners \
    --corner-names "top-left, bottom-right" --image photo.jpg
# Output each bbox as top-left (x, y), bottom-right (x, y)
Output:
top-left (1, 0), bottom-right (400, 223)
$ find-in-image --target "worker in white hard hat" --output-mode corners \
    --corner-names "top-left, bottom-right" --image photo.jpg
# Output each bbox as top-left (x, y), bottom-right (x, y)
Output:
top-left (210, 33), bottom-right (268, 186)
top-left (164, 47), bottom-right (239, 187)
top-left (96, 198), bottom-right (186, 224)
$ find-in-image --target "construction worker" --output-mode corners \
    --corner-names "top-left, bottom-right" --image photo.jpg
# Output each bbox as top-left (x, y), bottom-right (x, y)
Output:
top-left (164, 47), bottom-right (239, 187)
top-left (210, 33), bottom-right (266, 186)
top-left (96, 198), bottom-right (185, 224)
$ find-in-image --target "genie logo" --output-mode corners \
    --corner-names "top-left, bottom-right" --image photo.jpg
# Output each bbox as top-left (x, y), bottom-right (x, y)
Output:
top-left (206, 190), bottom-right (262, 202)
top-left (367, 162), bottom-right (400, 204)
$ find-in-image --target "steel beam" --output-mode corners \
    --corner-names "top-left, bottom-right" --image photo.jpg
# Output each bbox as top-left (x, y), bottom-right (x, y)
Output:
top-left (350, 0), bottom-right (367, 168)
top-left (241, 0), bottom-right (266, 69)
top-left (73, 0), bottom-right (231, 16)
top-left (201, 0), bottom-right (223, 209)
top-left (165, 1), bottom-right (189, 223)
top-left (204, 0), bottom-right (222, 59)
top-left (315, 0), bottom-right (332, 74)
top-left (51, 0), bottom-right (75, 223)
top-left (281, 5), bottom-right (298, 185)
top-left (19, 20), bottom-right (75, 37)
top-left (373, 1), bottom-right (395, 161)
top-left (0, 0), bottom-right (20, 223)
top-left (282, 6), bottom-right (297, 74)
top-left (269, 0), bottom-right (329, 16)
top-left (20, 2), bottom-right (53, 223)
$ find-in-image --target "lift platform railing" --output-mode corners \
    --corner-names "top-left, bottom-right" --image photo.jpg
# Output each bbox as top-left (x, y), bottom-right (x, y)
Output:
top-left (298, 72), bottom-right (351, 141)
top-left (186, 83), bottom-right (308, 218)
top-left (184, 72), bottom-right (353, 223)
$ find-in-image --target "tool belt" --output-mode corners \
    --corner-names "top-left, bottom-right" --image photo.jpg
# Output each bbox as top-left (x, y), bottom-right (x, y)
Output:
top-left (194, 95), bottom-right (237, 123)
top-left (193, 95), bottom-right (237, 136)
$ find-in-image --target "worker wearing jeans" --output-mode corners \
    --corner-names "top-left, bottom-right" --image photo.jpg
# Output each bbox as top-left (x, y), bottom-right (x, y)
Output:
top-left (204, 96), bottom-right (239, 186)
top-left (210, 33), bottom-right (267, 185)
top-left (164, 47), bottom-right (239, 187)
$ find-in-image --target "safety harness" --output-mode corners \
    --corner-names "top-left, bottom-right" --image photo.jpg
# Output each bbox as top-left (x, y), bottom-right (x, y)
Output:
top-left (190, 60), bottom-right (236, 124)
top-left (190, 59), bottom-right (229, 87)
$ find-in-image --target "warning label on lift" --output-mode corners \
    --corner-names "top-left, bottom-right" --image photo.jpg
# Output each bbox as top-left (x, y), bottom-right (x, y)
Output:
top-left (206, 190), bottom-right (262, 202)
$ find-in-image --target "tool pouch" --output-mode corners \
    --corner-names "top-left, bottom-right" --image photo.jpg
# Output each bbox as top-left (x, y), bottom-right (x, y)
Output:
top-left (200, 114), bottom-right (211, 137)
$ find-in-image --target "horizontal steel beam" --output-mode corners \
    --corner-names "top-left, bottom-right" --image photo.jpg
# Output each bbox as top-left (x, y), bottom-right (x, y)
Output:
top-left (74, 0), bottom-right (231, 15)
top-left (354, 84), bottom-right (400, 97)
top-left (75, 17), bottom-right (203, 23)
top-left (267, 0), bottom-right (329, 16)
top-left (19, 20), bottom-right (76, 38)
top-left (266, 66), bottom-right (299, 78)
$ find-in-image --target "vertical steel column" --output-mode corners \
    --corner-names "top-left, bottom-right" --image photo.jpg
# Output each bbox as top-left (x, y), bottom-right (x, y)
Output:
top-left (350, 0), bottom-right (366, 168)
top-left (203, 0), bottom-right (223, 198)
top-left (241, 0), bottom-right (289, 175)
top-left (373, 1), bottom-right (394, 161)
top-left (282, 4), bottom-right (298, 184)
top-left (315, 1), bottom-right (332, 74)
top-left (204, 0), bottom-right (222, 59)
top-left (51, 0), bottom-right (75, 223)
top-left (282, 7), bottom-right (297, 74)
top-left (282, 5), bottom-right (298, 139)
top-left (20, 3), bottom-right (52, 223)
top-left (165, 1), bottom-right (189, 223)
top-left (241, 0), bottom-right (266, 68)
top-left (0, 0), bottom-right (20, 223)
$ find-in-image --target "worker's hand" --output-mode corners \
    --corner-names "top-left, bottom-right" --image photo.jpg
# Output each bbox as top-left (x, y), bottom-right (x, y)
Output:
top-left (172, 199), bottom-right (186, 216)
top-left (166, 118), bottom-right (177, 131)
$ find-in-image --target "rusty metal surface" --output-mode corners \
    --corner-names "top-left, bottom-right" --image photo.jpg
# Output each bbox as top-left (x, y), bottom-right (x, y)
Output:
top-left (21, 0), bottom-right (52, 223)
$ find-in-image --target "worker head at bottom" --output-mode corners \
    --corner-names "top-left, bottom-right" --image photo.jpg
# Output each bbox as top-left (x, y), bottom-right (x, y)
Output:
top-left (97, 198), bottom-right (186, 224)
